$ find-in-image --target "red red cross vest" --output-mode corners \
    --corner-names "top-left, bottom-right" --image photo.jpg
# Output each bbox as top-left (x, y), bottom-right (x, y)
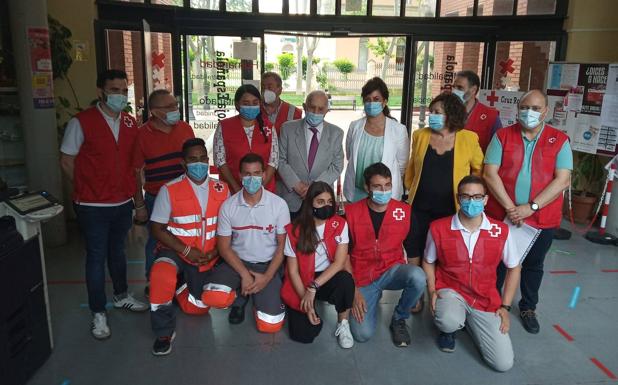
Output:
top-left (465, 101), bottom-right (500, 152)
top-left (73, 106), bottom-right (137, 203)
top-left (346, 199), bottom-right (410, 287)
top-left (430, 215), bottom-right (508, 312)
top-left (262, 101), bottom-right (302, 136)
top-left (220, 115), bottom-right (276, 192)
top-left (280, 215), bottom-right (346, 312)
top-left (165, 176), bottom-right (229, 272)
top-left (485, 123), bottom-right (569, 229)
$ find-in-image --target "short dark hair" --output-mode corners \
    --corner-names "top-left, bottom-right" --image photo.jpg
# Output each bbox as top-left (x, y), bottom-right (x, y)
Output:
top-left (182, 138), bottom-right (206, 159)
top-left (148, 89), bottom-right (172, 108)
top-left (262, 72), bottom-right (283, 88)
top-left (239, 153), bottom-right (264, 172)
top-left (363, 162), bottom-right (392, 187)
top-left (429, 93), bottom-right (467, 132)
top-left (97, 69), bottom-right (128, 89)
top-left (457, 175), bottom-right (486, 193)
top-left (361, 77), bottom-right (395, 120)
top-left (455, 70), bottom-right (481, 94)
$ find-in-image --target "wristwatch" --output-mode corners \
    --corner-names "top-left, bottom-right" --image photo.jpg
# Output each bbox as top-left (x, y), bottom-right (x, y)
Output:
top-left (500, 304), bottom-right (512, 312)
top-left (530, 201), bottom-right (540, 212)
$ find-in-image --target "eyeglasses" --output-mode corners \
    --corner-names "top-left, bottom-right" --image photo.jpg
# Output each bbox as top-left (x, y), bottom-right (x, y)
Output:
top-left (457, 193), bottom-right (486, 202)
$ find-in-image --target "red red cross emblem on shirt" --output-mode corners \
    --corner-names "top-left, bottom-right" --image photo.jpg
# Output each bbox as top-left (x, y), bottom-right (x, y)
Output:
top-left (214, 182), bottom-right (224, 192)
top-left (499, 58), bottom-right (515, 75)
top-left (123, 116), bottom-right (133, 128)
top-left (393, 208), bottom-right (405, 221)
top-left (486, 90), bottom-right (499, 107)
top-left (488, 223), bottom-right (502, 238)
top-left (265, 224), bottom-right (274, 232)
top-left (264, 127), bottom-right (272, 137)
top-left (331, 221), bottom-right (339, 229)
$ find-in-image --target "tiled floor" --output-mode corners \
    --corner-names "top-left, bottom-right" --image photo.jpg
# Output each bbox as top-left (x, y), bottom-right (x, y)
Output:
top-left (28, 222), bottom-right (618, 385)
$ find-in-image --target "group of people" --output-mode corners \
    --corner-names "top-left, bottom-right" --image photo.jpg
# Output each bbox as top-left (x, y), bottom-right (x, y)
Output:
top-left (60, 68), bottom-right (572, 372)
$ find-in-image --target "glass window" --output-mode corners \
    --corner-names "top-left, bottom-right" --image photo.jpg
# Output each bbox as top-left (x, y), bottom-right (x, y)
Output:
top-left (358, 38), bottom-right (369, 71)
top-left (289, 0), bottom-right (310, 15)
top-left (318, 0), bottom-right (336, 14)
top-left (516, 0), bottom-right (556, 15)
top-left (440, 0), bottom-right (474, 16)
top-left (477, 0), bottom-right (514, 16)
top-left (227, 0), bottom-right (252, 12)
top-left (190, 0), bottom-right (219, 10)
top-left (259, 0), bottom-right (282, 13)
top-left (341, 0), bottom-right (367, 16)
top-left (115, 0), bottom-right (144, 2)
top-left (405, 0), bottom-right (436, 17)
top-left (152, 0), bottom-right (183, 6)
top-left (372, 0), bottom-right (400, 16)
top-left (493, 41), bottom-right (556, 92)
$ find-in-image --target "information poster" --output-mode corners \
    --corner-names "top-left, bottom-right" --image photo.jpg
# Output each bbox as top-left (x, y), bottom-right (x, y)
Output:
top-left (478, 89), bottom-right (523, 127)
top-left (27, 27), bottom-right (54, 109)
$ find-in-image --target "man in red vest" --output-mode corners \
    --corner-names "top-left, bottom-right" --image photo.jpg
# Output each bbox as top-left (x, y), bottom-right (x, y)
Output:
top-left (148, 138), bottom-right (229, 356)
top-left (133, 89), bottom-right (195, 290)
top-left (345, 163), bottom-right (426, 347)
top-left (60, 69), bottom-right (148, 341)
top-left (453, 70), bottom-right (502, 152)
top-left (424, 175), bottom-right (521, 372)
top-left (484, 89), bottom-right (572, 334)
top-left (261, 71), bottom-right (302, 136)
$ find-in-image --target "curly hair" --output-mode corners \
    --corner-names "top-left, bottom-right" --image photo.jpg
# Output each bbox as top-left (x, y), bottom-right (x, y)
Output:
top-left (429, 93), bottom-right (466, 132)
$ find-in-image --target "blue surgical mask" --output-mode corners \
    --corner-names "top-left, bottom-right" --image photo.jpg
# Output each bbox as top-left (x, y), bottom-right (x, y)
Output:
top-left (305, 112), bottom-right (325, 127)
top-left (186, 162), bottom-right (209, 181)
top-left (364, 102), bottom-right (384, 117)
top-left (105, 93), bottom-right (128, 113)
top-left (371, 190), bottom-right (392, 205)
top-left (518, 109), bottom-right (542, 130)
top-left (239, 105), bottom-right (260, 120)
top-left (164, 110), bottom-right (181, 125)
top-left (242, 175), bottom-right (262, 195)
top-left (460, 199), bottom-right (484, 218)
top-left (428, 114), bottom-right (445, 131)
top-left (452, 89), bottom-right (466, 103)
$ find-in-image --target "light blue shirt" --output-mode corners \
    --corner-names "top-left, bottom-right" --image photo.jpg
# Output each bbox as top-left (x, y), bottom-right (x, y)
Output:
top-left (484, 126), bottom-right (573, 205)
top-left (353, 130), bottom-right (384, 202)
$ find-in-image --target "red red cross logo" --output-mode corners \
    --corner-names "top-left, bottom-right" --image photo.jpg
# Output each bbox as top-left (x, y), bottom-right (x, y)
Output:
top-left (214, 182), bottom-right (224, 192)
top-left (264, 127), bottom-right (272, 137)
top-left (331, 221), bottom-right (339, 229)
top-left (152, 51), bottom-right (165, 69)
top-left (488, 224), bottom-right (502, 238)
top-left (499, 59), bottom-right (515, 75)
top-left (486, 90), bottom-right (499, 107)
top-left (123, 116), bottom-right (133, 128)
top-left (393, 208), bottom-right (405, 221)
top-left (549, 137), bottom-right (556, 144)
top-left (265, 224), bottom-right (274, 232)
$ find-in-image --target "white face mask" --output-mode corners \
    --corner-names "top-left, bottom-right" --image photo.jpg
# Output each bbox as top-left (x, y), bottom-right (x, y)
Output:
top-left (263, 89), bottom-right (277, 105)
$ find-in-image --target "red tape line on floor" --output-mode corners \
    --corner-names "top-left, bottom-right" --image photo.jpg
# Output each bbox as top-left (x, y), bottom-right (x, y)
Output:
top-left (590, 357), bottom-right (617, 380)
top-left (601, 269), bottom-right (618, 273)
top-left (549, 270), bottom-right (578, 274)
top-left (48, 279), bottom-right (147, 285)
top-left (552, 324), bottom-right (574, 341)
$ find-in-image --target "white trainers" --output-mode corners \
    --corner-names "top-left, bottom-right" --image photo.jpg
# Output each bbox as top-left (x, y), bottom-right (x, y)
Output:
top-left (91, 312), bottom-right (111, 340)
top-left (335, 319), bottom-right (354, 349)
top-left (113, 293), bottom-right (148, 312)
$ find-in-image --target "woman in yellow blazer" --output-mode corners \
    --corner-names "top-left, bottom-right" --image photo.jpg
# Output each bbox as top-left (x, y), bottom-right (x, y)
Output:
top-left (404, 93), bottom-right (484, 311)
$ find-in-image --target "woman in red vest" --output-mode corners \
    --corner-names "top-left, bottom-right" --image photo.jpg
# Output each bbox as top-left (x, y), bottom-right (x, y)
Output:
top-left (213, 85), bottom-right (277, 193)
top-left (280, 181), bottom-right (355, 347)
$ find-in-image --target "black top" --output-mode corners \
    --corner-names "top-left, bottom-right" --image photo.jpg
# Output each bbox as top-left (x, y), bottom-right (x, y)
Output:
top-left (413, 146), bottom-right (456, 214)
top-left (367, 206), bottom-right (414, 258)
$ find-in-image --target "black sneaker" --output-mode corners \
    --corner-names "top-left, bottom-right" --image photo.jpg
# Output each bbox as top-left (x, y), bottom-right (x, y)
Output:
top-left (228, 305), bottom-right (246, 325)
top-left (152, 332), bottom-right (175, 356)
top-left (437, 332), bottom-right (456, 352)
top-left (389, 318), bottom-right (411, 347)
top-left (520, 309), bottom-right (540, 334)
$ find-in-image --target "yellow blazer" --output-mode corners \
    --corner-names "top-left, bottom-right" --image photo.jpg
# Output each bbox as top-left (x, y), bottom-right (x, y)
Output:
top-left (404, 128), bottom-right (484, 209)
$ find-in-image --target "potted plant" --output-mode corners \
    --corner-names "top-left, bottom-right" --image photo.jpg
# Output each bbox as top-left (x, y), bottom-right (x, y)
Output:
top-left (568, 153), bottom-right (606, 224)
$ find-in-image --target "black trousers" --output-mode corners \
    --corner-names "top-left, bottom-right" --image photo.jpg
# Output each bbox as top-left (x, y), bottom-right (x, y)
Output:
top-left (410, 205), bottom-right (455, 258)
top-left (497, 228), bottom-right (555, 311)
top-left (287, 270), bottom-right (355, 344)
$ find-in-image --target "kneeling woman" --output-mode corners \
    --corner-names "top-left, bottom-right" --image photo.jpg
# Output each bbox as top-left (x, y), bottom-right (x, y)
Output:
top-left (280, 181), bottom-right (355, 348)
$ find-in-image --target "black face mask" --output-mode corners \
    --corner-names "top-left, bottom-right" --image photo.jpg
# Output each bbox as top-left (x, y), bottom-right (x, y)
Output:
top-left (312, 205), bottom-right (334, 220)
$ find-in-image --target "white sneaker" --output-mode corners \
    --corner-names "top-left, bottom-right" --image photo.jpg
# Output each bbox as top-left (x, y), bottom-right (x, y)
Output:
top-left (335, 319), bottom-right (354, 349)
top-left (113, 293), bottom-right (148, 312)
top-left (91, 312), bottom-right (111, 340)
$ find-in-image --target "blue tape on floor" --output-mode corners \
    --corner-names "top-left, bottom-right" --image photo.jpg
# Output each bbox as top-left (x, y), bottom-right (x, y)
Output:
top-left (568, 286), bottom-right (581, 309)
top-left (80, 303), bottom-right (113, 309)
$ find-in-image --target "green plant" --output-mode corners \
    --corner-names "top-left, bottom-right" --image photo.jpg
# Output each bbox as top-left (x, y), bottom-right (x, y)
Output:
top-left (572, 153), bottom-right (606, 196)
top-left (265, 62), bottom-right (275, 71)
top-left (333, 58), bottom-right (354, 79)
top-left (277, 53), bottom-right (295, 81)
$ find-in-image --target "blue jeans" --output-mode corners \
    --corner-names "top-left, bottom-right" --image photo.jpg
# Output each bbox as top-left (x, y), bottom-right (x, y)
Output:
top-left (144, 192), bottom-right (157, 280)
top-left (349, 263), bottom-right (426, 342)
top-left (74, 201), bottom-right (133, 313)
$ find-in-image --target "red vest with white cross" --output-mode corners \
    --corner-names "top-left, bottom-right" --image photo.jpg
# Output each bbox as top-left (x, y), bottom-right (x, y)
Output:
top-left (262, 101), bottom-right (302, 135)
top-left (73, 106), bottom-right (138, 203)
top-left (220, 115), bottom-right (276, 192)
top-left (465, 101), bottom-right (500, 152)
top-left (280, 215), bottom-right (346, 312)
top-left (430, 215), bottom-right (508, 312)
top-left (346, 199), bottom-right (409, 287)
top-left (485, 123), bottom-right (569, 229)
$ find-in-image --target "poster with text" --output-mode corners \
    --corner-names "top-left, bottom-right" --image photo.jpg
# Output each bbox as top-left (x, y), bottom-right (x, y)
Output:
top-left (478, 90), bottom-right (523, 127)
top-left (579, 64), bottom-right (608, 115)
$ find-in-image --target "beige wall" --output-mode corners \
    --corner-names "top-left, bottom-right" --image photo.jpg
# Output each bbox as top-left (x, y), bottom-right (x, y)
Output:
top-left (565, 0), bottom-right (618, 62)
top-left (47, 0), bottom-right (98, 112)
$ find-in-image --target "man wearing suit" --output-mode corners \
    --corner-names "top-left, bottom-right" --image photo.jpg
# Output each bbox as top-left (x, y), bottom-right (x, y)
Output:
top-left (277, 90), bottom-right (344, 219)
